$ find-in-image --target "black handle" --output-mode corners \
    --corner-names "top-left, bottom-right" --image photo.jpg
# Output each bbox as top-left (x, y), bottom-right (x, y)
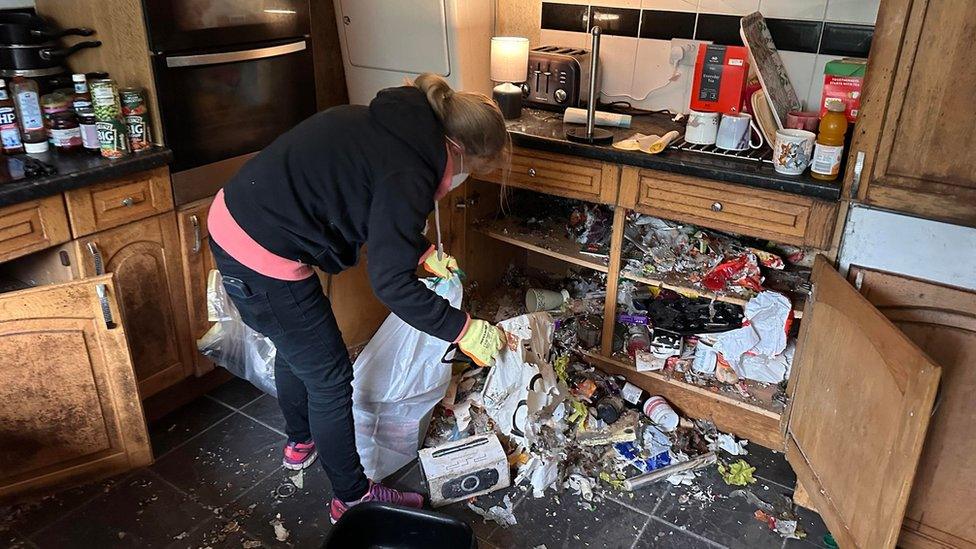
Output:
top-left (40, 39), bottom-right (101, 60)
top-left (31, 27), bottom-right (95, 40)
top-left (441, 344), bottom-right (474, 365)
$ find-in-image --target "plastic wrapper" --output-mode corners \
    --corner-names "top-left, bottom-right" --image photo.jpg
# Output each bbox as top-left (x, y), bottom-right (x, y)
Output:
top-left (198, 270), bottom-right (278, 397)
top-left (352, 275), bottom-right (462, 481)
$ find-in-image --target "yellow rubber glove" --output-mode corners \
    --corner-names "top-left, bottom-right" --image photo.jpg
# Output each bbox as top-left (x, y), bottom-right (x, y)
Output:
top-left (422, 247), bottom-right (458, 279)
top-left (457, 319), bottom-right (505, 367)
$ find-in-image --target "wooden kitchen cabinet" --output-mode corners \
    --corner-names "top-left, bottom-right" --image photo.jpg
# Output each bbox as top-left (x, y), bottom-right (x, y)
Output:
top-left (64, 167), bottom-right (174, 238)
top-left (0, 195), bottom-right (71, 264)
top-left (177, 199), bottom-right (216, 377)
top-left (845, 0), bottom-right (976, 227)
top-left (75, 212), bottom-right (194, 398)
top-left (0, 275), bottom-right (151, 500)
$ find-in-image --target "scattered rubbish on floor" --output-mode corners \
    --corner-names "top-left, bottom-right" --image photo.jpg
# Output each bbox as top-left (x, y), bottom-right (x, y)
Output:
top-left (419, 433), bottom-right (510, 507)
top-left (289, 469), bottom-right (305, 490)
top-left (711, 432), bottom-right (749, 455)
top-left (732, 489), bottom-right (807, 540)
top-left (718, 459), bottom-right (757, 486)
top-left (270, 513), bottom-right (289, 542)
top-left (623, 452), bottom-right (717, 491)
top-left (173, 531), bottom-right (188, 540)
top-left (275, 481), bottom-right (297, 499)
top-left (467, 494), bottom-right (518, 528)
top-left (242, 540), bottom-right (263, 548)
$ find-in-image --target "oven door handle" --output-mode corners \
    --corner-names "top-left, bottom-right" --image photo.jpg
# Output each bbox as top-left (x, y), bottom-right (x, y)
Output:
top-left (164, 39), bottom-right (306, 68)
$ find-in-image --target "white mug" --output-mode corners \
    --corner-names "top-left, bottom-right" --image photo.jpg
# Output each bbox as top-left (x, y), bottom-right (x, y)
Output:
top-left (684, 110), bottom-right (720, 145)
top-left (772, 129), bottom-right (816, 175)
top-left (716, 113), bottom-right (763, 151)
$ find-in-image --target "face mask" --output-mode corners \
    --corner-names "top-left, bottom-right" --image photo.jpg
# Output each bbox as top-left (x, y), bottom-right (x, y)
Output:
top-left (447, 137), bottom-right (469, 190)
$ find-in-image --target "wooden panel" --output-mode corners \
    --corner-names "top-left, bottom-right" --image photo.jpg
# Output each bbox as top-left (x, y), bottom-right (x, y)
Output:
top-left (35, 0), bottom-right (163, 145)
top-left (0, 196), bottom-right (71, 263)
top-left (623, 168), bottom-right (837, 248)
top-left (76, 213), bottom-right (193, 398)
top-left (479, 148), bottom-right (619, 204)
top-left (784, 256), bottom-right (940, 549)
top-left (309, 0), bottom-right (349, 110)
top-left (65, 168), bottom-right (174, 237)
top-left (845, 0), bottom-right (976, 226)
top-left (177, 199), bottom-right (216, 377)
top-left (848, 267), bottom-right (976, 549)
top-left (0, 276), bottom-right (151, 500)
top-left (584, 352), bottom-right (783, 450)
top-left (329, 252), bottom-right (388, 348)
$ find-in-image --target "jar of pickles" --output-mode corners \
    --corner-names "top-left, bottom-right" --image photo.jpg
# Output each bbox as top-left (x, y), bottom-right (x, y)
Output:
top-left (50, 111), bottom-right (82, 152)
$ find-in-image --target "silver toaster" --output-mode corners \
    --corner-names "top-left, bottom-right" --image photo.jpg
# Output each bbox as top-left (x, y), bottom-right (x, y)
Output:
top-left (523, 46), bottom-right (593, 111)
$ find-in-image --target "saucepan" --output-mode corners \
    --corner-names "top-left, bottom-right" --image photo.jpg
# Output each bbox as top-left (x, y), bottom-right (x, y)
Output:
top-left (0, 40), bottom-right (102, 71)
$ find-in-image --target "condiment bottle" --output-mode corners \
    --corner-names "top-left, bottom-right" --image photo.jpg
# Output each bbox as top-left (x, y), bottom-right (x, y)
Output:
top-left (0, 79), bottom-right (24, 154)
top-left (78, 111), bottom-right (100, 154)
top-left (51, 111), bottom-right (82, 152)
top-left (810, 100), bottom-right (848, 181)
top-left (71, 73), bottom-right (93, 113)
top-left (40, 92), bottom-right (69, 144)
top-left (11, 77), bottom-right (48, 154)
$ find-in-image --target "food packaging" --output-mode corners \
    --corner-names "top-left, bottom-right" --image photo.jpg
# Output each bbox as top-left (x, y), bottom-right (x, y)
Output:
top-left (820, 57), bottom-right (866, 122)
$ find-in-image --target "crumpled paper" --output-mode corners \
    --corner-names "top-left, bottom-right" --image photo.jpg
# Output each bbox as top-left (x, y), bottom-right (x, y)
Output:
top-left (715, 291), bottom-right (793, 382)
top-left (468, 494), bottom-right (517, 528)
top-left (718, 459), bottom-right (757, 486)
top-left (612, 131), bottom-right (680, 154)
top-left (710, 433), bottom-right (749, 456)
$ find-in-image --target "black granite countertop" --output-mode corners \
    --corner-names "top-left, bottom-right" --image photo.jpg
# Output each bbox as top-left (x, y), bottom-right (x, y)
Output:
top-left (0, 146), bottom-right (173, 208)
top-left (507, 109), bottom-right (841, 201)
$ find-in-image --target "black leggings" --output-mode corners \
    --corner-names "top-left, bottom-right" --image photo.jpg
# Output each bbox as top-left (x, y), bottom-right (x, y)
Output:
top-left (210, 241), bottom-right (370, 502)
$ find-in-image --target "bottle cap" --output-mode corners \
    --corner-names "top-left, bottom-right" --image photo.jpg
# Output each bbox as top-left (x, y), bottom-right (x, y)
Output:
top-left (825, 99), bottom-right (846, 112)
top-left (72, 73), bottom-right (87, 82)
top-left (24, 141), bottom-right (50, 154)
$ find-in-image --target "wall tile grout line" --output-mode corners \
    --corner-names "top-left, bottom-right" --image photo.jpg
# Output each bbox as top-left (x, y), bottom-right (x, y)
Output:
top-left (649, 515), bottom-right (730, 548)
top-left (152, 406), bottom-right (237, 463)
top-left (628, 515), bottom-right (651, 549)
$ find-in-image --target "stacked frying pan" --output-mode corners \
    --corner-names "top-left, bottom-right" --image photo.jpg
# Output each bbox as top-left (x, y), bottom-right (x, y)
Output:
top-left (0, 12), bottom-right (100, 79)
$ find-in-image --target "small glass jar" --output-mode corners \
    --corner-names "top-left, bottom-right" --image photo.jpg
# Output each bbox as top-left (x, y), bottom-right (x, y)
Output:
top-left (50, 111), bottom-right (83, 152)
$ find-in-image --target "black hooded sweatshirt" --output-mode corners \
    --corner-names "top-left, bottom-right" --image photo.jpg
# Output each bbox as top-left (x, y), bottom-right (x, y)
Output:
top-left (221, 86), bottom-right (467, 342)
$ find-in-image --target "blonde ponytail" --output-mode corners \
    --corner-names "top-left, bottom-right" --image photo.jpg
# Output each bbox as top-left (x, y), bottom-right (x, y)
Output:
top-left (413, 73), bottom-right (510, 171)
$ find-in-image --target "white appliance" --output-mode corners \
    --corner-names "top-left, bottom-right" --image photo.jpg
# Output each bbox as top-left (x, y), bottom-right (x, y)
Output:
top-left (333, 0), bottom-right (494, 104)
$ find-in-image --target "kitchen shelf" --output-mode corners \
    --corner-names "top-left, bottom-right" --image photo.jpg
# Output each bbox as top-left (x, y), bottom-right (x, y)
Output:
top-left (620, 269), bottom-right (805, 318)
top-left (580, 350), bottom-right (785, 449)
top-left (474, 217), bottom-right (609, 273)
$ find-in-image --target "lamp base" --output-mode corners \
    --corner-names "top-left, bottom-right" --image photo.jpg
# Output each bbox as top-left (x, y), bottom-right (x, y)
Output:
top-left (492, 82), bottom-right (523, 120)
top-left (566, 126), bottom-right (614, 145)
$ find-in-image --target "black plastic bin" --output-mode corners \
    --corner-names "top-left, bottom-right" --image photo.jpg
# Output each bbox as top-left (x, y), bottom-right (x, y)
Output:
top-left (323, 502), bottom-right (477, 549)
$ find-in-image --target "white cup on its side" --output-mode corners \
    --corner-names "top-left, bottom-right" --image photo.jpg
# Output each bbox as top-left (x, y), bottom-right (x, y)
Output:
top-left (684, 110), bottom-right (720, 145)
top-left (772, 129), bottom-right (816, 175)
top-left (716, 113), bottom-right (764, 151)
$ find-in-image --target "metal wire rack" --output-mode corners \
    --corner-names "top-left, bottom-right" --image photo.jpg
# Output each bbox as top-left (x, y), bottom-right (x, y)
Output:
top-left (668, 137), bottom-right (773, 164)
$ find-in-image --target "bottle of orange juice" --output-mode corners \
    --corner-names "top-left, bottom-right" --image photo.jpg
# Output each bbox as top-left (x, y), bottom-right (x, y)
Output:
top-left (810, 100), bottom-right (848, 181)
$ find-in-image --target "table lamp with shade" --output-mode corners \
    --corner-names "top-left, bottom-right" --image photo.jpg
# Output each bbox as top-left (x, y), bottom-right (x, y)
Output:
top-left (490, 36), bottom-right (529, 119)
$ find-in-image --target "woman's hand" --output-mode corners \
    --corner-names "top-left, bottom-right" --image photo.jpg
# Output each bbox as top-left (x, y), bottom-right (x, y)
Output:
top-left (457, 319), bottom-right (506, 367)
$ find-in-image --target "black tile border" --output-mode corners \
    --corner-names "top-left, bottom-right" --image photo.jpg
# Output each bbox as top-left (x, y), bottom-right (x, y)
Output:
top-left (640, 9), bottom-right (696, 40)
top-left (694, 13), bottom-right (743, 46)
top-left (820, 22), bottom-right (873, 57)
top-left (590, 6), bottom-right (640, 37)
top-left (765, 18), bottom-right (823, 54)
top-left (541, 2), bottom-right (589, 33)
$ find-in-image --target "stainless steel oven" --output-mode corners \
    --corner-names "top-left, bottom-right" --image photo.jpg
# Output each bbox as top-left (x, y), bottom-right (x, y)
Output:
top-left (144, 0), bottom-right (317, 204)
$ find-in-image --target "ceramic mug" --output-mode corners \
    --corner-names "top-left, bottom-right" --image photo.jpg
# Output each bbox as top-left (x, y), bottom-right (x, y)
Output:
top-left (773, 129), bottom-right (816, 175)
top-left (785, 111), bottom-right (820, 132)
top-left (716, 113), bottom-right (763, 151)
top-left (684, 110), bottom-right (720, 145)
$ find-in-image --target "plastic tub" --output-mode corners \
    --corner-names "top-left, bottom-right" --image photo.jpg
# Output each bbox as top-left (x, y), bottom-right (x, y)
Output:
top-left (323, 501), bottom-right (477, 549)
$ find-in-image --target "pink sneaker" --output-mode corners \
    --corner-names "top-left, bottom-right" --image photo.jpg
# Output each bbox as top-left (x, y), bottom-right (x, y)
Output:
top-left (282, 440), bottom-right (318, 470)
top-left (330, 481), bottom-right (424, 524)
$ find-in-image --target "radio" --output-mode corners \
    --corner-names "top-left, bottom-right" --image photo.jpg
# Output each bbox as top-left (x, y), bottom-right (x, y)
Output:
top-left (419, 434), bottom-right (510, 507)
top-left (523, 46), bottom-right (592, 111)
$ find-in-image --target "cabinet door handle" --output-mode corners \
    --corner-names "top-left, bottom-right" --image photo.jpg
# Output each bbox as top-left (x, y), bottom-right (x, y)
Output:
top-left (711, 201), bottom-right (723, 212)
top-left (190, 214), bottom-right (201, 253)
top-left (121, 197), bottom-right (135, 207)
top-left (95, 283), bottom-right (116, 329)
top-left (87, 242), bottom-right (105, 275)
top-left (527, 167), bottom-right (537, 177)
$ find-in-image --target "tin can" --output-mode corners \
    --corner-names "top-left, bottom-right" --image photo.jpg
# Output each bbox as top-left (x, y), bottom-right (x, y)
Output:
top-left (120, 87), bottom-right (151, 152)
top-left (90, 79), bottom-right (130, 159)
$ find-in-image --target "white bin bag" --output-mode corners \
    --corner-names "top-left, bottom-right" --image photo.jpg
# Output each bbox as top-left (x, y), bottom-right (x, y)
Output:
top-left (352, 275), bottom-right (462, 481)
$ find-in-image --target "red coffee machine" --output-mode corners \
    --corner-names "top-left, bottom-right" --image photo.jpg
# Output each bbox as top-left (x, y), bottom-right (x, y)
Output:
top-left (690, 44), bottom-right (750, 115)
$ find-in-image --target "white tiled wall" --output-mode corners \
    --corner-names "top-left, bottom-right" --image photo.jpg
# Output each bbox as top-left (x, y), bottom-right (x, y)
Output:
top-left (576, 0), bottom-right (880, 113)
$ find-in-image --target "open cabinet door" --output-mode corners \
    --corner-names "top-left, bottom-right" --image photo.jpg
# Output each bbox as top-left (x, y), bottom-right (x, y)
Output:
top-left (784, 256), bottom-right (941, 549)
top-left (0, 275), bottom-right (151, 501)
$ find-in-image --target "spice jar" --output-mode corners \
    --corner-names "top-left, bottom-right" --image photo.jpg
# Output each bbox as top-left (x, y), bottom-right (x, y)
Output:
top-left (51, 111), bottom-right (82, 152)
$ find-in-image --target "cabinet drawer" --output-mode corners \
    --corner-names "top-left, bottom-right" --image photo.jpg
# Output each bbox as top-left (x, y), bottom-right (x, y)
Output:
top-left (65, 167), bottom-right (174, 237)
top-left (622, 169), bottom-right (837, 248)
top-left (480, 148), bottom-right (617, 204)
top-left (0, 195), bottom-right (71, 263)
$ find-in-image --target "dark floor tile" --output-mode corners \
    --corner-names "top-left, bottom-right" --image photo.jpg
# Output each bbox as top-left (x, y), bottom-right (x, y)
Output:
top-left (165, 516), bottom-right (260, 549)
top-left (783, 506), bottom-right (833, 548)
top-left (605, 479), bottom-right (669, 517)
top-left (1, 477), bottom-right (119, 536)
top-left (226, 465), bottom-right (335, 547)
top-left (654, 467), bottom-right (796, 549)
top-left (32, 470), bottom-right (209, 549)
top-left (3, 531), bottom-right (34, 548)
top-left (746, 444), bottom-right (797, 488)
top-left (386, 462), bottom-right (425, 494)
top-left (149, 397), bottom-right (235, 458)
top-left (634, 517), bottom-right (718, 548)
top-left (489, 492), bottom-right (647, 549)
top-left (151, 413), bottom-right (285, 509)
top-left (239, 394), bottom-right (287, 435)
top-left (383, 458), bottom-right (420, 485)
top-left (206, 377), bottom-right (264, 409)
top-left (476, 537), bottom-right (500, 549)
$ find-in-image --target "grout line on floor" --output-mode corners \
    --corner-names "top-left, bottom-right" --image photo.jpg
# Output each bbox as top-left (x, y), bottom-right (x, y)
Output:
top-left (228, 464), bottom-right (286, 506)
top-left (152, 410), bottom-right (237, 463)
top-left (648, 516), bottom-right (729, 548)
top-left (755, 475), bottom-right (796, 493)
top-left (207, 390), bottom-right (266, 412)
top-left (629, 516), bottom-right (651, 549)
top-left (25, 467), bottom-right (144, 540)
top-left (235, 408), bottom-right (288, 438)
top-left (606, 493), bottom-right (655, 518)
